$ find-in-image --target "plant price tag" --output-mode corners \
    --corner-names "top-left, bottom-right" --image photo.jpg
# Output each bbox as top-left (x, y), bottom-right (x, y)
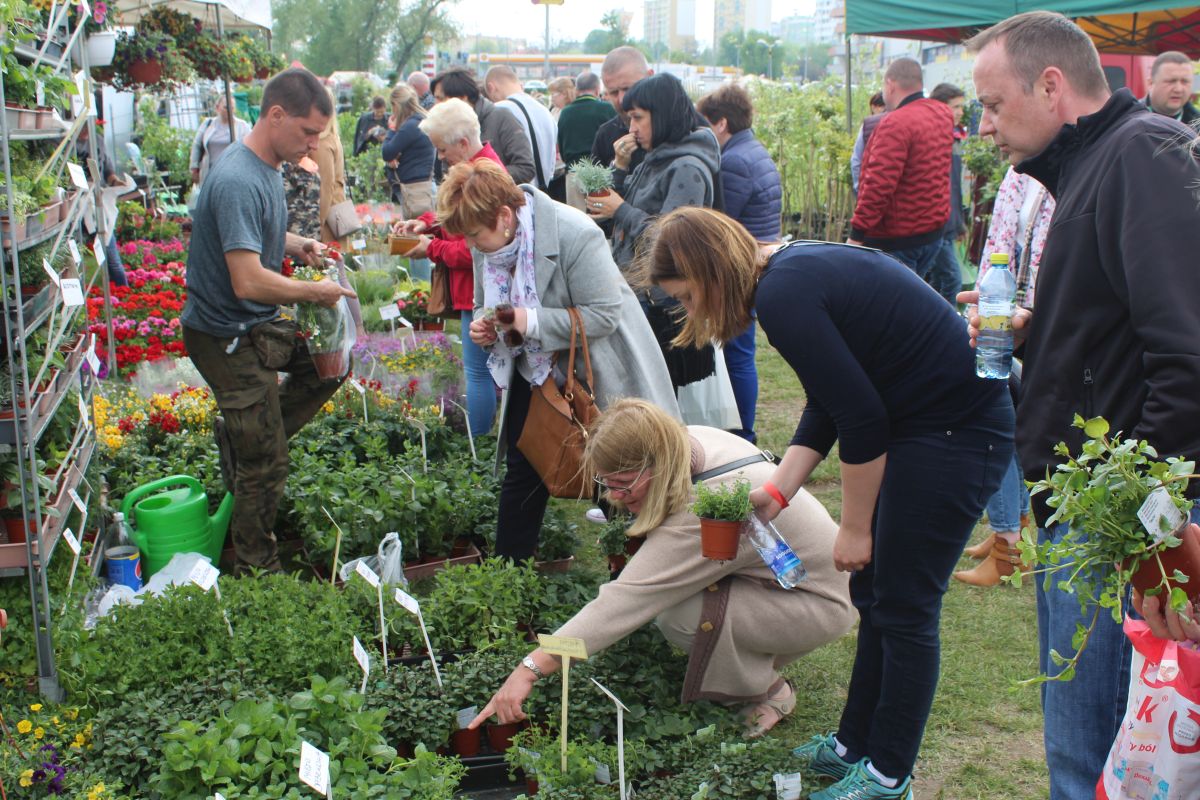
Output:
top-left (94, 236), bottom-right (106, 267)
top-left (78, 393), bottom-right (91, 430)
top-left (398, 315), bottom-right (413, 329)
top-left (393, 587), bottom-right (442, 688)
top-left (456, 706), bottom-right (477, 730)
top-left (67, 162), bottom-right (89, 191)
top-left (216, 794), bottom-right (226, 800)
top-left (85, 337), bottom-right (101, 375)
top-left (538, 635), bottom-right (588, 660)
top-left (60, 278), bottom-right (84, 308)
top-left (393, 587), bottom-right (420, 616)
top-left (188, 560), bottom-right (220, 592)
top-left (774, 772), bottom-right (803, 800)
top-left (353, 560), bottom-right (380, 588)
top-left (379, 303), bottom-right (401, 321)
top-left (61, 527), bottom-right (80, 555)
top-left (1138, 487), bottom-right (1186, 544)
top-left (348, 376), bottom-right (365, 394)
top-left (591, 678), bottom-right (629, 800)
top-left (298, 740), bottom-right (330, 797)
top-left (351, 237), bottom-right (367, 251)
top-left (43, 259), bottom-right (61, 287)
top-left (68, 488), bottom-right (87, 515)
top-left (68, 239), bottom-right (82, 266)
top-left (352, 634), bottom-right (370, 693)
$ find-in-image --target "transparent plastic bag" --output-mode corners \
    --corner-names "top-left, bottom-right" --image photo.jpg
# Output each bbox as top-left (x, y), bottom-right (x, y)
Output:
top-left (300, 294), bottom-right (357, 381)
top-left (338, 532), bottom-right (408, 588)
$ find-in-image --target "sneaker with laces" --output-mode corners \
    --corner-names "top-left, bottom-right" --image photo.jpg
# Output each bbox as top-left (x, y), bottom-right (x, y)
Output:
top-left (809, 760), bottom-right (913, 800)
top-left (792, 732), bottom-right (855, 781)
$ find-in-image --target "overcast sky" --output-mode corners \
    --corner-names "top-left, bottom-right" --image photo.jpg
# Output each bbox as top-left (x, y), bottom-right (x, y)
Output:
top-left (447, 0), bottom-right (818, 49)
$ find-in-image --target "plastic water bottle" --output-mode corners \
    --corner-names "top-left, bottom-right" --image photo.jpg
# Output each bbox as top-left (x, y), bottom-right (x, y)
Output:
top-left (975, 253), bottom-right (1017, 379)
top-left (745, 513), bottom-right (807, 589)
top-left (113, 511), bottom-right (130, 546)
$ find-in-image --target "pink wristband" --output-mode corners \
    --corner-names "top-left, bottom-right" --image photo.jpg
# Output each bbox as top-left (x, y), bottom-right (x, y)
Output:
top-left (762, 481), bottom-right (789, 510)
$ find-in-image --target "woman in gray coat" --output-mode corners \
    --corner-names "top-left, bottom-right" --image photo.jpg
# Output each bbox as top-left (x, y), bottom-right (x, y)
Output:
top-left (438, 159), bottom-right (678, 559)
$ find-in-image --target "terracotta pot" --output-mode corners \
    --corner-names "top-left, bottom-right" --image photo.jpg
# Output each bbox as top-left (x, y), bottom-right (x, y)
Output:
top-left (625, 537), bottom-right (644, 557)
top-left (587, 188), bottom-right (611, 198)
top-left (17, 107), bottom-right (38, 129)
top-left (310, 350), bottom-right (348, 381)
top-left (450, 726), bottom-right (481, 757)
top-left (526, 777), bottom-right (539, 794)
top-left (486, 720), bottom-right (527, 753)
top-left (127, 59), bottom-right (163, 86)
top-left (256, 66), bottom-right (272, 80)
top-left (1, 215), bottom-right (27, 245)
top-left (416, 320), bottom-right (444, 331)
top-left (607, 553), bottom-right (626, 574)
top-left (1130, 524), bottom-right (1200, 602)
top-left (4, 515), bottom-right (36, 544)
top-left (699, 518), bottom-right (743, 560)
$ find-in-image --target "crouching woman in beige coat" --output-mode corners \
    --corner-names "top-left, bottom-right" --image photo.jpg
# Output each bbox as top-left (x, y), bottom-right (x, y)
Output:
top-left (470, 398), bottom-right (855, 737)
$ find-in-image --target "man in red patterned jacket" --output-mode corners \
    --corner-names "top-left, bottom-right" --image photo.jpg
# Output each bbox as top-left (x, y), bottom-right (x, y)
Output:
top-left (849, 58), bottom-right (953, 284)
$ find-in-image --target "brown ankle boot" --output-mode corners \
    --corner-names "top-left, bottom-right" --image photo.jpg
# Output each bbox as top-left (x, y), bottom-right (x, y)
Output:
top-left (963, 532), bottom-right (997, 560)
top-left (954, 537), bottom-right (1026, 587)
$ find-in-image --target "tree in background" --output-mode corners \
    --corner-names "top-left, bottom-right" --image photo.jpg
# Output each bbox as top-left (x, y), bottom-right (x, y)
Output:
top-left (583, 11), bottom-right (633, 55)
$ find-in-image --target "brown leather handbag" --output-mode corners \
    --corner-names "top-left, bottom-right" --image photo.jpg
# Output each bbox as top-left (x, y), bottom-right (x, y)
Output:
top-left (426, 262), bottom-right (453, 318)
top-left (516, 308), bottom-right (600, 499)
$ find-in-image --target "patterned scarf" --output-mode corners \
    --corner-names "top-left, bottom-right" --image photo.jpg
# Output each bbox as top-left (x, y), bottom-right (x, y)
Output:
top-left (481, 193), bottom-right (551, 389)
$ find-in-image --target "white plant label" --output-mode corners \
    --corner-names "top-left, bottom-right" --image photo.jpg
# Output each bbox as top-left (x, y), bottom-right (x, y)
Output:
top-left (85, 338), bottom-right (101, 375)
top-left (352, 635), bottom-right (370, 693)
top-left (35, 80), bottom-right (45, 107)
top-left (591, 678), bottom-right (629, 800)
top-left (42, 259), bottom-right (61, 286)
top-left (1138, 487), bottom-right (1186, 544)
top-left (93, 236), bottom-right (106, 267)
top-left (61, 527), bottom-right (80, 555)
top-left (68, 239), bottom-right (82, 266)
top-left (378, 303), bottom-right (401, 321)
top-left (774, 772), bottom-right (804, 800)
top-left (78, 392), bottom-right (90, 429)
top-left (216, 794), bottom-right (226, 800)
top-left (298, 740), bottom-right (330, 797)
top-left (593, 758), bottom-right (612, 784)
top-left (348, 376), bottom-right (365, 394)
top-left (393, 587), bottom-right (442, 688)
top-left (353, 560), bottom-right (380, 588)
top-left (393, 588), bottom-right (420, 615)
top-left (398, 315), bottom-right (413, 329)
top-left (60, 278), bottom-right (84, 308)
top-left (68, 488), bottom-right (86, 515)
top-left (188, 560), bottom-right (219, 592)
top-left (455, 706), bottom-right (477, 730)
top-left (67, 162), bottom-right (89, 191)
top-left (351, 237), bottom-right (367, 251)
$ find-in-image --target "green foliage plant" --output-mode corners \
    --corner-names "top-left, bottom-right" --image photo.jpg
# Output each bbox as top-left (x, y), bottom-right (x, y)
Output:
top-left (365, 662), bottom-right (453, 750)
top-left (691, 480), bottom-right (751, 522)
top-left (1017, 415), bottom-right (1197, 683)
top-left (538, 505), bottom-right (579, 561)
top-left (598, 513), bottom-right (633, 558)
top-left (570, 158), bottom-right (614, 195)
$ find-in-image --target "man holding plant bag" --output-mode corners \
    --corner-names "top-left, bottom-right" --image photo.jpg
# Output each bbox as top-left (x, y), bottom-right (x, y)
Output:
top-left (182, 68), bottom-right (356, 573)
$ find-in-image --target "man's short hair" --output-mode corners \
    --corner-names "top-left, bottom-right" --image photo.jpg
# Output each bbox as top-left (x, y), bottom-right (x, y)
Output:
top-left (696, 82), bottom-right (754, 134)
top-left (965, 10), bottom-right (1108, 98)
top-left (602, 45), bottom-right (648, 78)
top-left (929, 82), bottom-right (965, 103)
top-left (370, 96), bottom-right (386, 110)
top-left (576, 71), bottom-right (601, 94)
top-left (884, 58), bottom-right (922, 89)
top-left (1152, 51), bottom-right (1193, 79)
top-left (261, 68), bottom-right (332, 118)
top-left (431, 68), bottom-right (481, 105)
top-left (485, 65), bottom-right (518, 86)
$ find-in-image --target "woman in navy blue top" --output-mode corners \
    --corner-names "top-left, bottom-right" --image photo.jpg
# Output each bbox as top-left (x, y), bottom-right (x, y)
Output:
top-left (381, 83), bottom-right (435, 218)
top-left (640, 206), bottom-right (1013, 800)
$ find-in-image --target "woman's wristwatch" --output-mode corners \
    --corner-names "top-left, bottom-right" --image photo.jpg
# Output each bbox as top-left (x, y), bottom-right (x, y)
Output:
top-left (521, 655), bottom-right (544, 680)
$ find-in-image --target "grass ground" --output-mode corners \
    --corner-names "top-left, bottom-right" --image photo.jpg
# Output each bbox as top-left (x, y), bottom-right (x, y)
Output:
top-left (753, 327), bottom-right (1048, 799)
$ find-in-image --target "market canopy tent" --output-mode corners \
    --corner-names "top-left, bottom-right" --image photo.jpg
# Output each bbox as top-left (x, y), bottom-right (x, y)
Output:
top-left (112, 0), bottom-right (273, 31)
top-left (844, 1), bottom-right (1200, 56)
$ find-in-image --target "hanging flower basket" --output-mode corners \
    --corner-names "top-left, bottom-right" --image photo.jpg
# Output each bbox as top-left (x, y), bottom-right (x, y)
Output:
top-left (128, 58), bottom-right (164, 85)
top-left (72, 31), bottom-right (118, 67)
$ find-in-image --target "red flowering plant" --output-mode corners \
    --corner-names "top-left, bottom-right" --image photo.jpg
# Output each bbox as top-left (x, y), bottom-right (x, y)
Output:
top-left (87, 249), bottom-right (188, 377)
top-left (394, 283), bottom-right (436, 324)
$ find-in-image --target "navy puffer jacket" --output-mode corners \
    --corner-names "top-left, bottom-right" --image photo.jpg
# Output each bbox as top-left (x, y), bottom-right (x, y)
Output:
top-left (720, 129), bottom-right (782, 241)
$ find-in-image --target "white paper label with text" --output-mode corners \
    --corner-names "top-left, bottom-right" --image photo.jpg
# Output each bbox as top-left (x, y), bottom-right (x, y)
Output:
top-left (298, 740), bottom-right (330, 796)
top-left (187, 560), bottom-right (219, 592)
top-left (61, 528), bottom-right (80, 555)
top-left (1139, 487), bottom-right (1186, 544)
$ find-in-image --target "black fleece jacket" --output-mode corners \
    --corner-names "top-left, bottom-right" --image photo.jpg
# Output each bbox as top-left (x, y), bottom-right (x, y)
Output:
top-left (1015, 89), bottom-right (1200, 521)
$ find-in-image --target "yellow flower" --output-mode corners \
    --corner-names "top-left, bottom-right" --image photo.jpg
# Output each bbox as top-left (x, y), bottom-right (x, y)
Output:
top-left (87, 782), bottom-right (106, 800)
top-left (17, 719), bottom-right (31, 733)
top-left (29, 703), bottom-right (42, 711)
top-left (67, 708), bottom-right (79, 720)
top-left (19, 769), bottom-right (33, 787)
top-left (34, 726), bottom-right (45, 738)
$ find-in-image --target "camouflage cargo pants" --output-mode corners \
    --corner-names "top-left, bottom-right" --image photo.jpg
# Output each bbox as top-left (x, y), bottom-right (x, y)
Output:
top-left (183, 320), bottom-right (346, 572)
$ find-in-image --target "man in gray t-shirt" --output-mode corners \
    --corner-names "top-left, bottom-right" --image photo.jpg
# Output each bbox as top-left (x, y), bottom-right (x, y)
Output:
top-left (181, 68), bottom-right (355, 573)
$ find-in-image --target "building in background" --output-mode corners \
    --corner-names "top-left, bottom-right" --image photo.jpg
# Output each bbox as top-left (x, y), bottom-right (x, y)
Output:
top-left (645, 0), bottom-right (697, 52)
top-left (773, 14), bottom-right (815, 46)
top-left (715, 0), bottom-right (771, 40)
top-left (813, 0), bottom-right (843, 43)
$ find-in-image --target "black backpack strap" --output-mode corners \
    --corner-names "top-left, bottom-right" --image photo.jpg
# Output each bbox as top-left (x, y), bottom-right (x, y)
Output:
top-left (510, 98), bottom-right (547, 190)
top-left (692, 451), bottom-right (775, 482)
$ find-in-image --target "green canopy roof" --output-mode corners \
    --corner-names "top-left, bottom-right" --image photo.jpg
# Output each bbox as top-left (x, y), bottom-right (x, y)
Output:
top-left (844, 1), bottom-right (1200, 55)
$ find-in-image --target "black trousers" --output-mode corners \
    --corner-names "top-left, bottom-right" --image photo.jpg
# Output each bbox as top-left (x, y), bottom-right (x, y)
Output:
top-left (494, 374), bottom-right (550, 560)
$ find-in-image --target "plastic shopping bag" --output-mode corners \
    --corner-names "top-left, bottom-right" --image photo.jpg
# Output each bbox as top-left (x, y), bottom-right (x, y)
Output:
top-left (338, 532), bottom-right (408, 588)
top-left (1097, 618), bottom-right (1200, 800)
top-left (677, 343), bottom-right (741, 429)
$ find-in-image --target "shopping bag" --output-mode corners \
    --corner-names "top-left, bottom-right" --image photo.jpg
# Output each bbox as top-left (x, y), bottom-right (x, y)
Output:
top-left (1097, 618), bottom-right (1200, 799)
top-left (676, 343), bottom-right (741, 429)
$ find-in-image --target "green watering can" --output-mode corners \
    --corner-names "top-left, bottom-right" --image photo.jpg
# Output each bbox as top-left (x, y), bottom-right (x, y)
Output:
top-left (120, 476), bottom-right (234, 578)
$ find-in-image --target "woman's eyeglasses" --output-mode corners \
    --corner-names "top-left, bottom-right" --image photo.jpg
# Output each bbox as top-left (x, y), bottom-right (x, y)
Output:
top-left (593, 466), bottom-right (648, 495)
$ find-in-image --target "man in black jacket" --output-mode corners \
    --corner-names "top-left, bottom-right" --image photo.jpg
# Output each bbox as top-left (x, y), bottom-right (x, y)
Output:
top-left (964, 12), bottom-right (1200, 800)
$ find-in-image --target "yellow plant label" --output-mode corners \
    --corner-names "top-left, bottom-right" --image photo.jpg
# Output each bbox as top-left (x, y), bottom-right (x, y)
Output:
top-left (538, 634), bottom-right (588, 660)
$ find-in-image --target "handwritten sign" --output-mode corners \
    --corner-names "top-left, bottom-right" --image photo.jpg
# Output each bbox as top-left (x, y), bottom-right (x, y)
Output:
top-left (60, 278), bottom-right (84, 308)
top-left (538, 634), bottom-right (588, 661)
top-left (298, 740), bottom-right (330, 797)
top-left (187, 560), bottom-right (219, 591)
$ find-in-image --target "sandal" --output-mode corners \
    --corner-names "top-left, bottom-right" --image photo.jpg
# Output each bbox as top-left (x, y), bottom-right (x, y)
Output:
top-left (741, 679), bottom-right (796, 738)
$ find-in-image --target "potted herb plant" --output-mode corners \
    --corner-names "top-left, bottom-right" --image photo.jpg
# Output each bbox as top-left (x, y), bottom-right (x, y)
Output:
top-left (536, 505), bottom-right (578, 572)
top-left (571, 157), bottom-right (615, 198)
top-left (598, 512), bottom-right (639, 574)
top-left (1016, 415), bottom-right (1200, 682)
top-left (692, 479), bottom-right (751, 561)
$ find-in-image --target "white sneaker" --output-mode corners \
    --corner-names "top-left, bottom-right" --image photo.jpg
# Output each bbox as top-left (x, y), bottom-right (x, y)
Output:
top-left (585, 508), bottom-right (607, 524)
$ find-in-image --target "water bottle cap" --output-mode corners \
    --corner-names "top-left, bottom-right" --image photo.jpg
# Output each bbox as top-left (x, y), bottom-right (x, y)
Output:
top-left (989, 253), bottom-right (1011, 265)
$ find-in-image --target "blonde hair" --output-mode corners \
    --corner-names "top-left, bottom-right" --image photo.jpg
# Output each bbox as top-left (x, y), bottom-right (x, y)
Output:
top-left (584, 399), bottom-right (693, 537)
top-left (548, 77), bottom-right (576, 104)
top-left (418, 97), bottom-right (481, 150)
top-left (320, 87), bottom-right (340, 140)
top-left (633, 207), bottom-right (761, 347)
top-left (389, 83), bottom-right (425, 125)
top-left (437, 159), bottom-right (526, 236)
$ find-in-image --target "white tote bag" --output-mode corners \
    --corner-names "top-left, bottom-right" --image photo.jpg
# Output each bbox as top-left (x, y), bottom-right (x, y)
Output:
top-left (677, 344), bottom-right (742, 429)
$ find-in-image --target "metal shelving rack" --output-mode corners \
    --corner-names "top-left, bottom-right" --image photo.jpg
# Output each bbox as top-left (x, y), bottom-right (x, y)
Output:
top-left (0, 16), bottom-right (112, 700)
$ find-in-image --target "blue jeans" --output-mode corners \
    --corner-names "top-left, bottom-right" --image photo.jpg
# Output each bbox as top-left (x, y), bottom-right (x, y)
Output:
top-left (461, 309), bottom-right (496, 437)
top-left (927, 232), bottom-right (962, 306)
top-left (723, 320), bottom-right (757, 443)
top-left (885, 240), bottom-right (943, 287)
top-left (105, 233), bottom-right (128, 287)
top-left (1037, 504), bottom-right (1200, 800)
top-left (837, 397), bottom-right (1013, 778)
top-left (984, 455), bottom-right (1029, 532)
